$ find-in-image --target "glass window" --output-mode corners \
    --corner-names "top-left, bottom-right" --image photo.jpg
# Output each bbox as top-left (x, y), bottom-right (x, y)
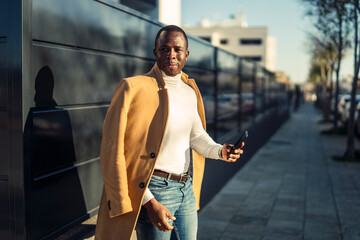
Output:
top-left (220, 39), bottom-right (228, 45)
top-left (240, 60), bottom-right (255, 129)
top-left (240, 38), bottom-right (262, 45)
top-left (242, 56), bottom-right (262, 62)
top-left (200, 36), bottom-right (211, 42)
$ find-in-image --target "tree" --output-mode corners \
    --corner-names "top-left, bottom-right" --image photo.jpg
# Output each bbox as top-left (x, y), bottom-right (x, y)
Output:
top-left (302, 0), bottom-right (351, 132)
top-left (344, 0), bottom-right (360, 158)
top-left (307, 33), bottom-right (338, 119)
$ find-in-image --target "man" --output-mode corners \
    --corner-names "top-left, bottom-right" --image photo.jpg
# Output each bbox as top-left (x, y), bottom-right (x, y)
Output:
top-left (95, 25), bottom-right (244, 240)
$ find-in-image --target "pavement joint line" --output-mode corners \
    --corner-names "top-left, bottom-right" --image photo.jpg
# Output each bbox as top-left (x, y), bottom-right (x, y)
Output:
top-left (324, 133), bottom-right (345, 240)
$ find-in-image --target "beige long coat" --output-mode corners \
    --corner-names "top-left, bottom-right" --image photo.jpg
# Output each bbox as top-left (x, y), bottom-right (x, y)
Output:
top-left (95, 64), bottom-right (207, 240)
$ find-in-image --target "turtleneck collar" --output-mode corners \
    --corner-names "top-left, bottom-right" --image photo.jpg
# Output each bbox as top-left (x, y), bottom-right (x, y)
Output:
top-left (161, 71), bottom-right (182, 89)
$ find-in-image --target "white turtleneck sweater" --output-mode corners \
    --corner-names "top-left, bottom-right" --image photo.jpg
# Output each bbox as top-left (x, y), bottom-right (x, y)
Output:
top-left (142, 71), bottom-right (223, 205)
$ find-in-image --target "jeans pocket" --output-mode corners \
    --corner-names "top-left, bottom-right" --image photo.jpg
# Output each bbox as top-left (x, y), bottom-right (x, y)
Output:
top-left (148, 176), bottom-right (169, 191)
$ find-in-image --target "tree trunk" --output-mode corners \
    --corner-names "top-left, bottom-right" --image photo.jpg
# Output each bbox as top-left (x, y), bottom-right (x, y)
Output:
top-left (330, 63), bottom-right (335, 115)
top-left (345, 72), bottom-right (357, 158)
top-left (345, 2), bottom-right (360, 158)
top-left (329, 66), bottom-right (334, 117)
top-left (321, 64), bottom-right (330, 120)
top-left (333, 61), bottom-right (341, 133)
top-left (333, 7), bottom-right (344, 134)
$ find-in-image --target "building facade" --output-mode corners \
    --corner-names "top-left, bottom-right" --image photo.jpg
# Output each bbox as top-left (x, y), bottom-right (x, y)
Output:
top-left (183, 13), bottom-right (276, 71)
top-left (276, 71), bottom-right (292, 85)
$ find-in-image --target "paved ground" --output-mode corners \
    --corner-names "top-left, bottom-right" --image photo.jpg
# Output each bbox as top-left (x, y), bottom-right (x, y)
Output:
top-left (56, 103), bottom-right (360, 240)
top-left (198, 103), bottom-right (360, 240)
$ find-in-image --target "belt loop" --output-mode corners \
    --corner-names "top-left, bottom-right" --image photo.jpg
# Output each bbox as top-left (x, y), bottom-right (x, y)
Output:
top-left (167, 173), bottom-right (172, 181)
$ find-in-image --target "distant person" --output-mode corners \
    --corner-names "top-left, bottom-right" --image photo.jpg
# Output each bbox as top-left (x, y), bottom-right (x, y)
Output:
top-left (294, 85), bottom-right (301, 111)
top-left (288, 89), bottom-right (294, 108)
top-left (95, 25), bottom-right (245, 240)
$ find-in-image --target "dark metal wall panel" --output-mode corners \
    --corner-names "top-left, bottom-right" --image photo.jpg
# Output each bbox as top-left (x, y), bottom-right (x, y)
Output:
top-left (183, 67), bottom-right (216, 136)
top-left (0, 39), bottom-right (9, 178)
top-left (184, 67), bottom-right (215, 96)
top-left (27, 159), bottom-right (102, 240)
top-left (216, 50), bottom-right (240, 139)
top-left (121, 0), bottom-right (157, 15)
top-left (217, 71), bottom-right (239, 122)
top-left (186, 37), bottom-right (215, 71)
top-left (217, 49), bottom-right (238, 72)
top-left (25, 105), bottom-right (104, 239)
top-left (77, 159), bottom-right (103, 213)
top-left (29, 168), bottom-right (88, 240)
top-left (255, 67), bottom-right (264, 116)
top-left (0, 113), bottom-right (8, 177)
top-left (0, 1), bottom-right (8, 111)
top-left (23, 107), bottom-right (104, 240)
top-left (0, 182), bottom-right (10, 240)
top-left (66, 107), bottom-right (107, 164)
top-left (23, 106), bottom-right (105, 238)
top-left (0, 43), bottom-right (8, 109)
top-left (32, 0), bottom-right (160, 59)
top-left (0, 0), bottom-right (9, 35)
top-left (0, 1), bottom-right (10, 239)
top-left (218, 71), bottom-right (239, 94)
top-left (241, 59), bottom-right (254, 80)
top-left (25, 108), bottom-right (76, 177)
top-left (240, 60), bottom-right (255, 127)
top-left (24, 107), bottom-right (107, 178)
top-left (30, 44), bottom-right (154, 107)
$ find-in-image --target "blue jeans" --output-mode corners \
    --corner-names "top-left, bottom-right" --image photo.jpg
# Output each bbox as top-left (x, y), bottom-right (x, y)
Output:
top-left (136, 175), bottom-right (198, 240)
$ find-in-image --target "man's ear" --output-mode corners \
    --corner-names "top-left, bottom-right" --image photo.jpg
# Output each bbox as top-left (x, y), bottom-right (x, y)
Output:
top-left (153, 48), bottom-right (157, 58)
top-left (185, 49), bottom-right (190, 60)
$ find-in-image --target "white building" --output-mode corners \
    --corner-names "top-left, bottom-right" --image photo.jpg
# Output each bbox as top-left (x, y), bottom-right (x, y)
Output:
top-left (183, 13), bottom-right (277, 71)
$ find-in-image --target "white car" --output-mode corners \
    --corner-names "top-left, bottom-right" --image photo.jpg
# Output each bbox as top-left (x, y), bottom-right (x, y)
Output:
top-left (330, 94), bottom-right (344, 113)
top-left (354, 104), bottom-right (360, 138)
top-left (337, 94), bottom-right (350, 121)
top-left (339, 95), bottom-right (360, 124)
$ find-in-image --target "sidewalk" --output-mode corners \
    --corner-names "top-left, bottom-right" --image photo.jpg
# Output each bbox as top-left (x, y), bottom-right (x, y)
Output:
top-left (198, 103), bottom-right (360, 240)
top-left (56, 103), bottom-right (360, 240)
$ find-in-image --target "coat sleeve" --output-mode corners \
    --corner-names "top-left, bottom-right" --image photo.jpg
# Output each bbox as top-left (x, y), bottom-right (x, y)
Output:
top-left (100, 79), bottom-right (133, 218)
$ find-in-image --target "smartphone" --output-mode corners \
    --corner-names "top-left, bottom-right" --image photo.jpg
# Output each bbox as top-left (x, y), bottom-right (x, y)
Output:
top-left (227, 130), bottom-right (248, 158)
top-left (234, 130), bottom-right (248, 149)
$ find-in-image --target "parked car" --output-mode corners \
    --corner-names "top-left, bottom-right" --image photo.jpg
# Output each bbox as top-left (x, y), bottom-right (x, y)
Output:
top-left (337, 94), bottom-right (350, 120)
top-left (330, 94), bottom-right (344, 113)
top-left (354, 105), bottom-right (360, 138)
top-left (339, 95), bottom-right (360, 125)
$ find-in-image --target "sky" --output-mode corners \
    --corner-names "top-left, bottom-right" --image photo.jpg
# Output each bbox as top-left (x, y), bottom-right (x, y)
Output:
top-left (181, 0), bottom-right (354, 84)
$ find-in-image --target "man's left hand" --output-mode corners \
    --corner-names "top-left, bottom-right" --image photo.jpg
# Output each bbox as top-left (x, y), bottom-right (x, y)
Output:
top-left (221, 142), bottom-right (244, 162)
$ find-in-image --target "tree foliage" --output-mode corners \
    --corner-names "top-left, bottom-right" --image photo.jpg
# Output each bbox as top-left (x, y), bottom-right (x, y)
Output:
top-left (307, 33), bottom-right (338, 84)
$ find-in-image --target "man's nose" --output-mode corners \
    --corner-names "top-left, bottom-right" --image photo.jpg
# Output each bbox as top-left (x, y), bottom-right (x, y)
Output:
top-left (169, 49), bottom-right (176, 59)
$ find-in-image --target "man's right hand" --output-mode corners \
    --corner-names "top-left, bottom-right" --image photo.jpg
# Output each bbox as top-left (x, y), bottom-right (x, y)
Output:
top-left (144, 198), bottom-right (176, 232)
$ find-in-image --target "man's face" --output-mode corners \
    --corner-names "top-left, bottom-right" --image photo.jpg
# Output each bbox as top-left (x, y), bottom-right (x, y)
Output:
top-left (153, 31), bottom-right (189, 76)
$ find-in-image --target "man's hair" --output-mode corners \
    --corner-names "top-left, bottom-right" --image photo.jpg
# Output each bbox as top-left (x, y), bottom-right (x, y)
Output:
top-left (154, 25), bottom-right (188, 49)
